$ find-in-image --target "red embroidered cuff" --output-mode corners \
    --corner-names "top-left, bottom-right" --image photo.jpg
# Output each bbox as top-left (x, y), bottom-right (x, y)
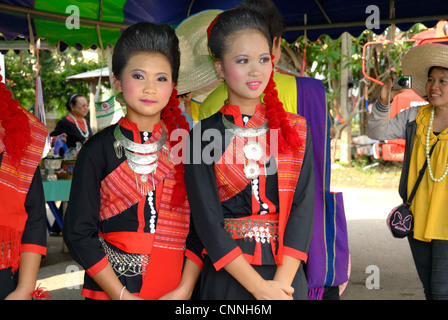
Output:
top-left (85, 256), bottom-right (109, 277)
top-left (283, 246), bottom-right (308, 263)
top-left (82, 288), bottom-right (111, 300)
top-left (21, 244), bottom-right (47, 256)
top-left (213, 247), bottom-right (242, 271)
top-left (185, 249), bottom-right (204, 271)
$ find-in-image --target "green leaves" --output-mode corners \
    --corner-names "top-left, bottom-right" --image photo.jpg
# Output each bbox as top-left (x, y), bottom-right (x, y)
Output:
top-left (4, 47), bottom-right (105, 118)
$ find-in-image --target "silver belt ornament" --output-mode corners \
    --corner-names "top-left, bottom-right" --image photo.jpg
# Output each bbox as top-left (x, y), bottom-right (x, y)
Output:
top-left (224, 218), bottom-right (279, 243)
top-left (99, 237), bottom-right (149, 277)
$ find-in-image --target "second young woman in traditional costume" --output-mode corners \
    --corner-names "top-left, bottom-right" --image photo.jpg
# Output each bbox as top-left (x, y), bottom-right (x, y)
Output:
top-left (63, 22), bottom-right (191, 300)
top-left (0, 74), bottom-right (48, 300)
top-left (182, 8), bottom-right (315, 300)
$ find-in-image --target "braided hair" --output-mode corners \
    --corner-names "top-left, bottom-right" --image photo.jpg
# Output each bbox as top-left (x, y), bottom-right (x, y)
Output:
top-left (0, 74), bottom-right (31, 168)
top-left (113, 22), bottom-right (190, 207)
top-left (207, 8), bottom-right (302, 152)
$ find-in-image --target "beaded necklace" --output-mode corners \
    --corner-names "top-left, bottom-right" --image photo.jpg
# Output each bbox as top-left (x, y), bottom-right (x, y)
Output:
top-left (426, 107), bottom-right (448, 182)
top-left (69, 113), bottom-right (89, 138)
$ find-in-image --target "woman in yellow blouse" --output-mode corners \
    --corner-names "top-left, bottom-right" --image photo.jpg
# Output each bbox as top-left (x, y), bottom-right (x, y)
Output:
top-left (368, 44), bottom-right (448, 300)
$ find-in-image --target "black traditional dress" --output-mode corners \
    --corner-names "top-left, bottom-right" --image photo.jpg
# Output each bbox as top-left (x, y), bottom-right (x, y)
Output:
top-left (50, 115), bottom-right (92, 149)
top-left (185, 104), bottom-right (315, 299)
top-left (63, 117), bottom-right (190, 299)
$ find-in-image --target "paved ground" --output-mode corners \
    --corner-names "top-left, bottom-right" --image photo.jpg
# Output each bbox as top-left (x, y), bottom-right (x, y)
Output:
top-left (335, 187), bottom-right (424, 300)
top-left (37, 187), bottom-right (425, 300)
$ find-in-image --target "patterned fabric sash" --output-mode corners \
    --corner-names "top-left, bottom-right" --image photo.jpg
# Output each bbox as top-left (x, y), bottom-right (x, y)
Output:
top-left (214, 105), bottom-right (306, 202)
top-left (0, 112), bottom-right (47, 194)
top-left (214, 105), bottom-right (307, 264)
top-left (100, 120), bottom-right (190, 252)
top-left (0, 110), bottom-right (47, 272)
top-left (215, 105), bottom-right (270, 201)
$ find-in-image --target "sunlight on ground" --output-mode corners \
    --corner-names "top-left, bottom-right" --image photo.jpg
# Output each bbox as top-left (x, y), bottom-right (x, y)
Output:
top-left (38, 270), bottom-right (84, 291)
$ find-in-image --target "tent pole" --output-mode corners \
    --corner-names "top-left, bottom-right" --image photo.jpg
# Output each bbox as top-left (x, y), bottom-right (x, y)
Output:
top-left (90, 81), bottom-right (98, 134)
top-left (313, 0), bottom-right (332, 24)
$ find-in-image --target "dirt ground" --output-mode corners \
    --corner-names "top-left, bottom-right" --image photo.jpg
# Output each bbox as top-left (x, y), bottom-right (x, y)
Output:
top-left (330, 160), bottom-right (402, 190)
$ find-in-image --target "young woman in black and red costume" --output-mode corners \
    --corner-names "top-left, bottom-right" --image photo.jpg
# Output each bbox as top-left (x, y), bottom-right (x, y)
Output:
top-left (0, 74), bottom-right (48, 300)
top-left (62, 22), bottom-right (191, 300)
top-left (171, 8), bottom-right (315, 300)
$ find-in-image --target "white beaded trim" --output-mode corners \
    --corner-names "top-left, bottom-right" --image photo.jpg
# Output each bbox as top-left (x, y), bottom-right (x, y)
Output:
top-left (69, 113), bottom-right (89, 138)
top-left (148, 190), bottom-right (157, 233)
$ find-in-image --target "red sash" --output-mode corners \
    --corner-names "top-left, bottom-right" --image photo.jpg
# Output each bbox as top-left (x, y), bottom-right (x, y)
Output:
top-left (0, 110), bottom-right (47, 272)
top-left (214, 105), bottom-right (307, 264)
top-left (99, 118), bottom-right (190, 299)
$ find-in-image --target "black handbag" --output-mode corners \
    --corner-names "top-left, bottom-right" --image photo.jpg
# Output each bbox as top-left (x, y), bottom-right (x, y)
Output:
top-left (387, 140), bottom-right (438, 238)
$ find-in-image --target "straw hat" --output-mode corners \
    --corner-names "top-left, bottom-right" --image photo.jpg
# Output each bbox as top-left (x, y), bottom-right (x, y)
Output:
top-left (176, 10), bottom-right (223, 95)
top-left (402, 44), bottom-right (448, 98)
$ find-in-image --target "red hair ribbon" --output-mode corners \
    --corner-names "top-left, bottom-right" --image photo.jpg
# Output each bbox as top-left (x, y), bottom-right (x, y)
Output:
top-left (162, 84), bottom-right (191, 208)
top-left (206, 9), bottom-right (234, 40)
top-left (206, 12), bottom-right (222, 40)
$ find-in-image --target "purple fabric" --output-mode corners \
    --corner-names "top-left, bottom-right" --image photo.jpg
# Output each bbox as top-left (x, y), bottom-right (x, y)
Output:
top-left (294, 77), bottom-right (349, 297)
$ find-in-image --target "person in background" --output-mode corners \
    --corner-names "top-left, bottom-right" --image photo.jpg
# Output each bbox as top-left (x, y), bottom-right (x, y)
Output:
top-left (367, 44), bottom-right (448, 300)
top-left (0, 72), bottom-right (48, 300)
top-left (50, 93), bottom-right (92, 155)
top-left (177, 92), bottom-right (194, 128)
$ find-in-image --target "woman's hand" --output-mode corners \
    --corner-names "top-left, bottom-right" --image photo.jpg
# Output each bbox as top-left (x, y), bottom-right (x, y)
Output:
top-left (120, 288), bottom-right (143, 300)
top-left (4, 287), bottom-right (33, 300)
top-left (159, 258), bottom-right (201, 300)
top-left (252, 279), bottom-right (294, 300)
top-left (380, 78), bottom-right (405, 106)
top-left (159, 286), bottom-right (191, 300)
top-left (224, 255), bottom-right (295, 300)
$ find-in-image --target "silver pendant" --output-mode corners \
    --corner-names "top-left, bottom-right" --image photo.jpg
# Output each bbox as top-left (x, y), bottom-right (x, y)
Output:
top-left (243, 140), bottom-right (264, 161)
top-left (244, 162), bottom-right (260, 180)
top-left (222, 114), bottom-right (268, 138)
top-left (127, 160), bottom-right (158, 175)
top-left (124, 149), bottom-right (159, 165)
top-left (140, 174), bottom-right (148, 183)
top-left (113, 140), bottom-right (123, 158)
top-left (113, 125), bottom-right (167, 154)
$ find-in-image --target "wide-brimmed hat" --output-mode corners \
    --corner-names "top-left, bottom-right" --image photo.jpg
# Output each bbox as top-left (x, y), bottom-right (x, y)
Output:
top-left (176, 10), bottom-right (223, 95)
top-left (402, 44), bottom-right (448, 98)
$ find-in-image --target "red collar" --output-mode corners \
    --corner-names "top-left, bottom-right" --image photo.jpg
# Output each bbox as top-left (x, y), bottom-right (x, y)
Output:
top-left (117, 117), bottom-right (163, 144)
top-left (66, 115), bottom-right (87, 131)
top-left (220, 104), bottom-right (264, 127)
